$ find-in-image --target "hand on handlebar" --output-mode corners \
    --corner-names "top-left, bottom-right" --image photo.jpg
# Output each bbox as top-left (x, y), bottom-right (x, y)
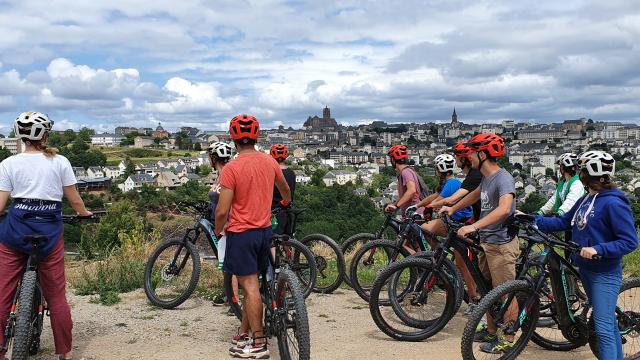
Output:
top-left (439, 206), bottom-right (454, 216)
top-left (78, 210), bottom-right (93, 217)
top-left (384, 203), bottom-right (398, 213)
top-left (457, 225), bottom-right (478, 240)
top-left (580, 247), bottom-right (599, 260)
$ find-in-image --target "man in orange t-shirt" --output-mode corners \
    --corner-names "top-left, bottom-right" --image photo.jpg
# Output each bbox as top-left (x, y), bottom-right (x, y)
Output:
top-left (215, 114), bottom-right (291, 359)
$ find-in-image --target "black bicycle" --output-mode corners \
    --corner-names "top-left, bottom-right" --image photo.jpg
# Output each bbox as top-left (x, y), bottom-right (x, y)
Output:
top-left (279, 208), bottom-right (346, 294)
top-left (341, 211), bottom-right (404, 287)
top-left (144, 203), bottom-right (318, 309)
top-left (2, 213), bottom-right (102, 360)
top-left (460, 214), bottom-right (640, 360)
top-left (368, 214), bottom-right (538, 342)
top-left (223, 234), bottom-right (311, 360)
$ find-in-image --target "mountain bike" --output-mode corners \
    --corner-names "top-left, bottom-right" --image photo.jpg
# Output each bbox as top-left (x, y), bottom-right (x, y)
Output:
top-left (223, 234), bottom-right (311, 360)
top-left (144, 203), bottom-right (318, 309)
top-left (460, 214), bottom-right (640, 360)
top-left (368, 214), bottom-right (536, 342)
top-left (349, 209), bottom-right (465, 305)
top-left (2, 213), bottom-right (103, 360)
top-left (341, 211), bottom-right (404, 287)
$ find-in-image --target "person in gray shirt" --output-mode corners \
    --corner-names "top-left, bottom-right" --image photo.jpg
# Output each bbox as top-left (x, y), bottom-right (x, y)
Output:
top-left (440, 133), bottom-right (519, 355)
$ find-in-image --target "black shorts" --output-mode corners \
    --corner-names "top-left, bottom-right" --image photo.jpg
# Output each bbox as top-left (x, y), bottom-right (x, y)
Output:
top-left (222, 227), bottom-right (272, 276)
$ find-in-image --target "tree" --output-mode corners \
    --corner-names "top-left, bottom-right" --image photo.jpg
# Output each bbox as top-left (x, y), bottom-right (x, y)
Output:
top-left (310, 168), bottom-right (328, 186)
top-left (123, 157), bottom-right (136, 178)
top-left (545, 168), bottom-right (555, 177)
top-left (193, 143), bottom-right (202, 151)
top-left (519, 192), bottom-right (547, 214)
top-left (0, 147), bottom-right (12, 161)
top-left (77, 127), bottom-right (95, 142)
top-left (371, 173), bottom-right (392, 191)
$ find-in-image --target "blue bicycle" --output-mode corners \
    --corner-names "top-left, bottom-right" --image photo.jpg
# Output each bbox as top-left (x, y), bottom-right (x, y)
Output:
top-left (143, 201), bottom-right (221, 309)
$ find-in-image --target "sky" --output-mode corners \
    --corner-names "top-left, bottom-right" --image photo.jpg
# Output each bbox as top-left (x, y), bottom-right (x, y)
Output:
top-left (0, 0), bottom-right (639, 133)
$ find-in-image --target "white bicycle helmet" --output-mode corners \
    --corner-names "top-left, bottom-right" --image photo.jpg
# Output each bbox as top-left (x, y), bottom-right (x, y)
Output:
top-left (434, 154), bottom-right (456, 173)
top-left (578, 150), bottom-right (615, 177)
top-left (14, 112), bottom-right (53, 141)
top-left (556, 153), bottom-right (578, 168)
top-left (208, 142), bottom-right (233, 159)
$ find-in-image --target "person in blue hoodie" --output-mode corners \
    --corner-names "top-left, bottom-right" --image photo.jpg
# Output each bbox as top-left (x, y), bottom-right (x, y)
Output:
top-left (535, 150), bottom-right (638, 360)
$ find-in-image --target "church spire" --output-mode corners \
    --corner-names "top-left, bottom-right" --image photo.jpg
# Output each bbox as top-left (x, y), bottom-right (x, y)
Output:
top-left (451, 107), bottom-right (458, 128)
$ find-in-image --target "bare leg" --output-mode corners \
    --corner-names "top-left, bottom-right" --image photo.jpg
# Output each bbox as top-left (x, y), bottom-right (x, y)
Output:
top-left (237, 274), bottom-right (264, 344)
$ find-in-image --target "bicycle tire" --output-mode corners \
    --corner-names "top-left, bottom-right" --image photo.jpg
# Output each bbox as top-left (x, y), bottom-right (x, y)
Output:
top-left (282, 238), bottom-right (318, 299)
top-left (530, 273), bottom-right (586, 351)
top-left (11, 271), bottom-right (38, 360)
top-left (341, 233), bottom-right (376, 287)
top-left (143, 239), bottom-right (201, 309)
top-left (589, 277), bottom-right (640, 359)
top-left (349, 239), bottom-right (410, 303)
top-left (28, 284), bottom-right (44, 356)
top-left (300, 234), bottom-right (346, 294)
top-left (369, 257), bottom-right (457, 341)
top-left (276, 268), bottom-right (311, 360)
top-left (461, 280), bottom-right (540, 360)
top-left (396, 252), bottom-right (464, 326)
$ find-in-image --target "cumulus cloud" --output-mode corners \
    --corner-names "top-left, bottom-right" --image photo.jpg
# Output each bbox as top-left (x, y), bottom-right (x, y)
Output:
top-left (1, 0), bottom-right (640, 128)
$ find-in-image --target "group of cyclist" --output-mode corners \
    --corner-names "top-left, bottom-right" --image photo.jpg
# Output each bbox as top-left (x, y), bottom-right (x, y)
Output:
top-left (0, 109), bottom-right (638, 359)
top-left (386, 133), bottom-right (638, 358)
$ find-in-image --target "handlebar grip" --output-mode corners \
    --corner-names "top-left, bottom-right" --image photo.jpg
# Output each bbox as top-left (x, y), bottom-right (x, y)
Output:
top-left (592, 254), bottom-right (602, 261)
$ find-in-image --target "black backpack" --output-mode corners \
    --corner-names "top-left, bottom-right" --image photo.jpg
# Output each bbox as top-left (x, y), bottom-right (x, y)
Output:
top-left (398, 166), bottom-right (431, 200)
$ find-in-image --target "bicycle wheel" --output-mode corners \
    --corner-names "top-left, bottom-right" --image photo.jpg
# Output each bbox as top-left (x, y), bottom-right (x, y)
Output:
top-left (369, 257), bottom-right (457, 341)
top-left (276, 268), bottom-right (311, 360)
top-left (394, 252), bottom-right (463, 326)
top-left (409, 251), bottom-right (464, 316)
top-left (144, 239), bottom-right (201, 309)
top-left (461, 280), bottom-right (540, 360)
top-left (530, 272), bottom-right (587, 351)
top-left (300, 234), bottom-right (345, 294)
top-left (28, 284), bottom-right (44, 356)
top-left (589, 277), bottom-right (640, 359)
top-left (342, 233), bottom-right (376, 287)
top-left (280, 238), bottom-right (318, 299)
top-left (349, 239), bottom-right (410, 303)
top-left (11, 271), bottom-right (38, 360)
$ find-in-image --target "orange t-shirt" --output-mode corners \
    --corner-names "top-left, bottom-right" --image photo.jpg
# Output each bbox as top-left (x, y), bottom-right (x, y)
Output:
top-left (219, 152), bottom-right (284, 233)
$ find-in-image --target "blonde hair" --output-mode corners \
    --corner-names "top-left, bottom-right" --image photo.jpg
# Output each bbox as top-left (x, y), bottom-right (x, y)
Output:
top-left (23, 134), bottom-right (57, 158)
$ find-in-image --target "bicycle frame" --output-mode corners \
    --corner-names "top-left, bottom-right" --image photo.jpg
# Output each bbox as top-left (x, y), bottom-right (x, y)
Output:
top-left (374, 213), bottom-right (403, 239)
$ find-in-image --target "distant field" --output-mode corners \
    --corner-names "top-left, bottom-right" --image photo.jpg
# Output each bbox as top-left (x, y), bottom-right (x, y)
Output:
top-left (98, 146), bottom-right (201, 165)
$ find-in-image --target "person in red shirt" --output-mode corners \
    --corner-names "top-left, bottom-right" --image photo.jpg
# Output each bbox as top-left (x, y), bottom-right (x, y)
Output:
top-left (215, 114), bottom-right (292, 359)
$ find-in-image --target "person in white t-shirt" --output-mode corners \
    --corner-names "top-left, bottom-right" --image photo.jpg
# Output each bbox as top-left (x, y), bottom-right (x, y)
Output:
top-left (0, 112), bottom-right (91, 360)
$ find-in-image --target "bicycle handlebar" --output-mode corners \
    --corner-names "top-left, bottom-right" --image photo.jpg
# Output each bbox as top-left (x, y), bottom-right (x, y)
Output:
top-left (62, 211), bottom-right (106, 224)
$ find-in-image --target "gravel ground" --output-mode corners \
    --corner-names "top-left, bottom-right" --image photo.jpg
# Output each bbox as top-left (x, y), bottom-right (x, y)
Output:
top-left (28, 288), bottom-right (599, 359)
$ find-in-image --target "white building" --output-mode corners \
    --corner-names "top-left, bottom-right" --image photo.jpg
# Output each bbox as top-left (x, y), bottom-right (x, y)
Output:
top-left (121, 174), bottom-right (155, 192)
top-left (540, 154), bottom-right (556, 170)
top-left (87, 167), bottom-right (105, 179)
top-left (294, 170), bottom-right (311, 184)
top-left (0, 138), bottom-right (24, 154)
top-left (91, 134), bottom-right (124, 147)
top-left (103, 166), bottom-right (122, 180)
top-left (322, 170), bottom-right (357, 186)
top-left (530, 165), bottom-right (547, 177)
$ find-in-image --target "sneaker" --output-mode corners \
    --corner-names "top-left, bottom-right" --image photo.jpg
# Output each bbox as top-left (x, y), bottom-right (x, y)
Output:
top-left (212, 294), bottom-right (226, 306)
top-left (229, 343), bottom-right (269, 359)
top-left (479, 338), bottom-right (515, 354)
top-left (463, 303), bottom-right (478, 316)
top-left (474, 326), bottom-right (496, 343)
top-left (232, 333), bottom-right (251, 347)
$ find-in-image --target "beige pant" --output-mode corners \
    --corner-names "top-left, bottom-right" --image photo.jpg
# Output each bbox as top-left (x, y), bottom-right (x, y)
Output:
top-left (478, 238), bottom-right (520, 288)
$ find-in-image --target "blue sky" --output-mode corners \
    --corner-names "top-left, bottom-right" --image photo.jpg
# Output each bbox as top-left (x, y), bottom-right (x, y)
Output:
top-left (0, 0), bottom-right (639, 134)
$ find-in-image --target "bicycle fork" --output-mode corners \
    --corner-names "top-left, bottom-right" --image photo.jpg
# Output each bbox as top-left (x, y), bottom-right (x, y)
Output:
top-left (1, 284), bottom-right (21, 353)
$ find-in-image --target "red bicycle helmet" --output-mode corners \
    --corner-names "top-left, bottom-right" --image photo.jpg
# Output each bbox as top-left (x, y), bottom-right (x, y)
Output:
top-left (229, 114), bottom-right (260, 141)
top-left (387, 145), bottom-right (409, 161)
top-left (452, 142), bottom-right (473, 159)
top-left (466, 133), bottom-right (505, 158)
top-left (270, 144), bottom-right (289, 160)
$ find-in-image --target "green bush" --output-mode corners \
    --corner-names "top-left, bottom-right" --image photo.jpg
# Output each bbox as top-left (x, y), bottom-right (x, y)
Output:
top-left (125, 148), bottom-right (163, 158)
top-left (79, 200), bottom-right (143, 257)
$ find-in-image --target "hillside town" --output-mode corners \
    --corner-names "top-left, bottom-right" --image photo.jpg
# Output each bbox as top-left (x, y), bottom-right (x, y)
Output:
top-left (2, 106), bottom-right (639, 209)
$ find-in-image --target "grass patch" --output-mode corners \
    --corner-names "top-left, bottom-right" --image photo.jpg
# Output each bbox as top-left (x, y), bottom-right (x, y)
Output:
top-left (624, 248), bottom-right (640, 276)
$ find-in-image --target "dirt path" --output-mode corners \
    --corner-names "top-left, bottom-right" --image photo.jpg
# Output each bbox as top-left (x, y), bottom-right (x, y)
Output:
top-left (31, 288), bottom-right (598, 359)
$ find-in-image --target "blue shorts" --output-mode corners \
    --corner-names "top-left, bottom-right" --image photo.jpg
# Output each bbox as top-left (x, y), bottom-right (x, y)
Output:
top-left (222, 227), bottom-right (272, 276)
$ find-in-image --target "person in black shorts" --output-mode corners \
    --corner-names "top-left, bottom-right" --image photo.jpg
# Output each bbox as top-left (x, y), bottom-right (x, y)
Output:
top-left (270, 144), bottom-right (296, 235)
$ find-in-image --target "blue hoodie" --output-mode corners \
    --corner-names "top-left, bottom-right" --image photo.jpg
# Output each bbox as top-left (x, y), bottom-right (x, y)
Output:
top-left (535, 188), bottom-right (638, 273)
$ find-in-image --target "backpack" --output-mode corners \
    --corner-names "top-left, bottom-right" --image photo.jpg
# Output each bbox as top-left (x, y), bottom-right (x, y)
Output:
top-left (398, 166), bottom-right (431, 200)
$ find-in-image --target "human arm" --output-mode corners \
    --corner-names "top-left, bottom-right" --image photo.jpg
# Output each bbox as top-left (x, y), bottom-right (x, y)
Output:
top-left (0, 191), bottom-right (10, 214)
top-left (385, 180), bottom-right (418, 212)
top-left (63, 185), bottom-right (92, 216)
top-left (591, 199), bottom-right (638, 259)
top-left (440, 187), bottom-right (480, 215)
top-left (275, 175), bottom-right (292, 205)
top-left (557, 181), bottom-right (586, 216)
top-left (535, 195), bottom-right (583, 233)
top-left (457, 193), bottom-right (513, 238)
top-left (430, 188), bottom-right (469, 208)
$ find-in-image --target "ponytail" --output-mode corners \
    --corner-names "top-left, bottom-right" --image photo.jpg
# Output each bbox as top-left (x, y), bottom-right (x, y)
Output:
top-left (24, 136), bottom-right (57, 158)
